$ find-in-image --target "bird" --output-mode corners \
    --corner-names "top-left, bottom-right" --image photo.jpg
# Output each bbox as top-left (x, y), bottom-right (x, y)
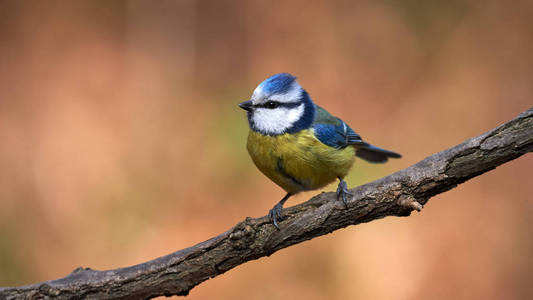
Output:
top-left (239, 73), bottom-right (401, 229)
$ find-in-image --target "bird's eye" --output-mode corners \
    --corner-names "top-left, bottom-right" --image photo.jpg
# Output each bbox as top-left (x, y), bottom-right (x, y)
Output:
top-left (264, 101), bottom-right (279, 109)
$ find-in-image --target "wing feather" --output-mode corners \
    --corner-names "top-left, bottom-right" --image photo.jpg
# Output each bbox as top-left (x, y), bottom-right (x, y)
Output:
top-left (312, 105), bottom-right (401, 163)
top-left (312, 105), bottom-right (363, 149)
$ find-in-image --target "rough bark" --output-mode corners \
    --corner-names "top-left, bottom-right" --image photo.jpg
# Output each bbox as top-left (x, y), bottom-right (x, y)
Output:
top-left (1, 108), bottom-right (531, 300)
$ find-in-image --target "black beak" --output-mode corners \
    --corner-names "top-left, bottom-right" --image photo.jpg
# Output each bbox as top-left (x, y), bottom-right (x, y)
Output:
top-left (238, 100), bottom-right (253, 111)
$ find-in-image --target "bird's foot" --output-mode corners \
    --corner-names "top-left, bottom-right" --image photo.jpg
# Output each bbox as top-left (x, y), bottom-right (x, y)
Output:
top-left (336, 179), bottom-right (353, 207)
top-left (268, 203), bottom-right (284, 230)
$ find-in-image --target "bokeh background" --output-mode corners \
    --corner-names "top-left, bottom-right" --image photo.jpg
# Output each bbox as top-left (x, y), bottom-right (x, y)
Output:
top-left (0, 0), bottom-right (532, 299)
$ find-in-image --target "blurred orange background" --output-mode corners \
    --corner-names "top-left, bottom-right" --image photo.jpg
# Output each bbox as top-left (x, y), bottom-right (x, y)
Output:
top-left (0, 1), bottom-right (532, 299)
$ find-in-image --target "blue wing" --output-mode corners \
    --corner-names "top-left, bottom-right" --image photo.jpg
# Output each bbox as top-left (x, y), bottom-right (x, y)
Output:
top-left (312, 105), bottom-right (401, 163)
top-left (313, 119), bottom-right (364, 149)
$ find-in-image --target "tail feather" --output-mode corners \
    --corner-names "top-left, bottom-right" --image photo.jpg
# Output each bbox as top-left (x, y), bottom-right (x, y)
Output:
top-left (355, 143), bottom-right (401, 163)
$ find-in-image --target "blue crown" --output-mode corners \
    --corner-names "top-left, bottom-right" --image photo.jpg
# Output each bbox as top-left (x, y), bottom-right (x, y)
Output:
top-left (258, 73), bottom-right (297, 95)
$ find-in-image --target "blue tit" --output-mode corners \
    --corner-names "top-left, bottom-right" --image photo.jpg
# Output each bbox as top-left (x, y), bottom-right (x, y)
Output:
top-left (239, 73), bottom-right (401, 229)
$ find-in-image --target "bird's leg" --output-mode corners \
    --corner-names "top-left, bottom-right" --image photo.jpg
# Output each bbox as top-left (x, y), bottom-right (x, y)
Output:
top-left (268, 193), bottom-right (292, 230)
top-left (336, 177), bottom-right (353, 207)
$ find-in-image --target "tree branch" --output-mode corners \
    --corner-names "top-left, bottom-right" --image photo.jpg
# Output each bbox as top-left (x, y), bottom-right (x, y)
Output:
top-left (1, 108), bottom-right (532, 300)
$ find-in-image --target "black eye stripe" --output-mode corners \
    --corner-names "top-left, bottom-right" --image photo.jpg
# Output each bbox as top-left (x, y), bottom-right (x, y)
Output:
top-left (256, 101), bottom-right (301, 109)
top-left (264, 101), bottom-right (278, 109)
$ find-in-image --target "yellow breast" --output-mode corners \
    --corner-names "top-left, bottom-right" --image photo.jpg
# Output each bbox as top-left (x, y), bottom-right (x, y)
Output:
top-left (246, 129), bottom-right (355, 194)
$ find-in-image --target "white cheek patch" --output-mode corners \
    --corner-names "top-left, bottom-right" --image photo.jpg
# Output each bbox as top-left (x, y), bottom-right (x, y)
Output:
top-left (252, 104), bottom-right (305, 135)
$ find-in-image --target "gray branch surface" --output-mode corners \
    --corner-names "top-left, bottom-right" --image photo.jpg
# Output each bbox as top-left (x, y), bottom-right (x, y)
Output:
top-left (1, 108), bottom-right (532, 300)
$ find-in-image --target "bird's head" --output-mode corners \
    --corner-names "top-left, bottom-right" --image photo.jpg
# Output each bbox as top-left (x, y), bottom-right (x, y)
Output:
top-left (239, 73), bottom-right (315, 135)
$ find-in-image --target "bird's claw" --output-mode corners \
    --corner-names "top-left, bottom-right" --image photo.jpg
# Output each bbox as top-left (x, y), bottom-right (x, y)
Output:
top-left (336, 179), bottom-right (353, 207)
top-left (268, 203), bottom-right (284, 230)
